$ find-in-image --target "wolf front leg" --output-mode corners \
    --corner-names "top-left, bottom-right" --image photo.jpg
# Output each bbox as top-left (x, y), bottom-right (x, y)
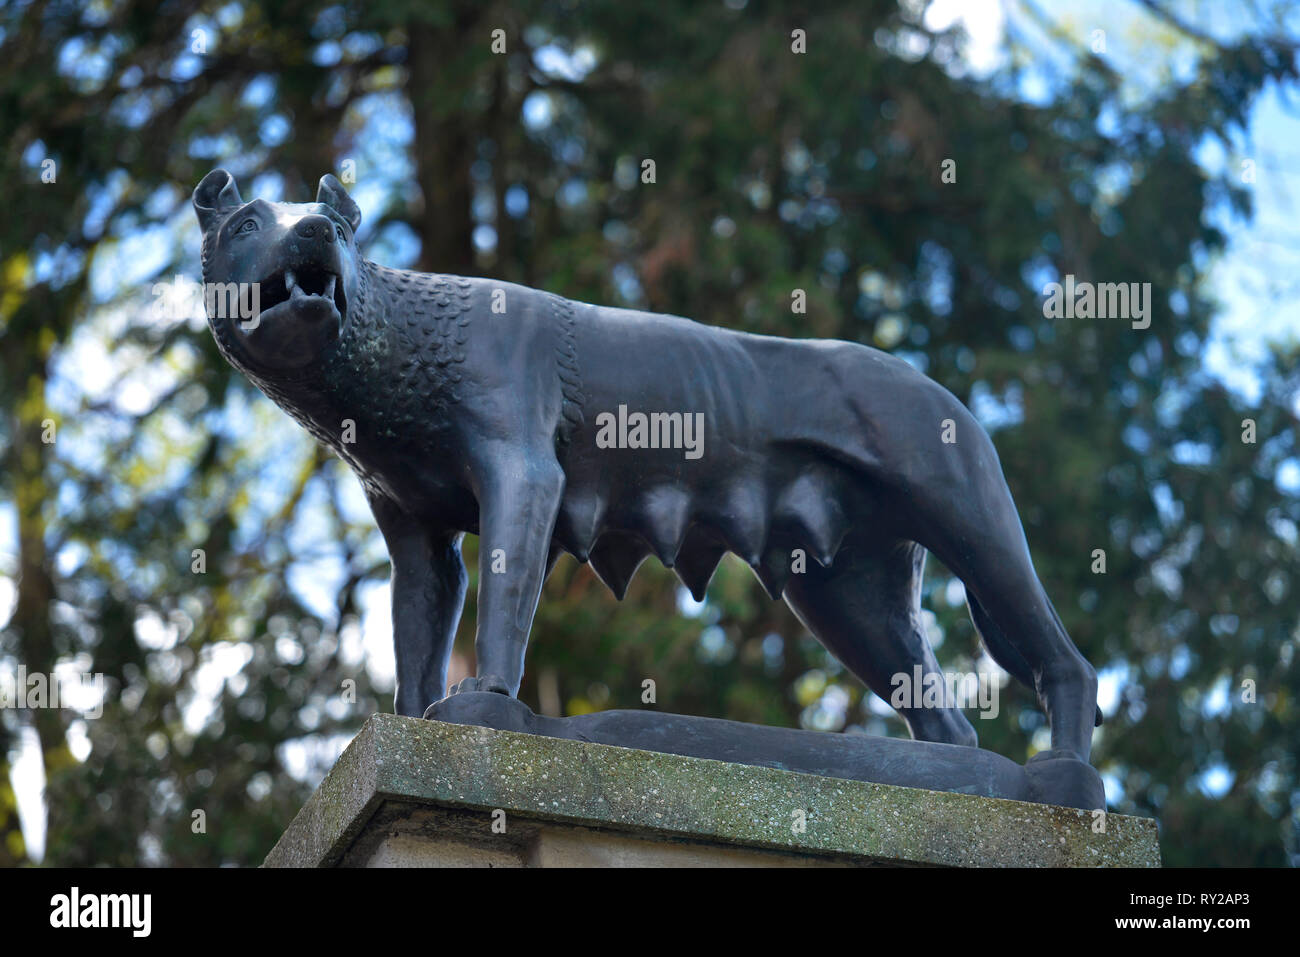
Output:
top-left (456, 448), bottom-right (565, 698)
top-left (368, 494), bottom-right (468, 717)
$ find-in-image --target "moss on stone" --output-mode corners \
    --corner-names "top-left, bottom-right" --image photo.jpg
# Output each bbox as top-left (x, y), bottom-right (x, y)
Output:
top-left (264, 713), bottom-right (1160, 868)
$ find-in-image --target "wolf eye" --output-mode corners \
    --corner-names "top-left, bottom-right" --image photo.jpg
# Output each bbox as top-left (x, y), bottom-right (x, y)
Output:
top-left (238, 219), bottom-right (259, 233)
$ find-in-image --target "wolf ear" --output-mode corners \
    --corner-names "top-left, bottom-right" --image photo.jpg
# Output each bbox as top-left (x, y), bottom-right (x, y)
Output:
top-left (193, 169), bottom-right (244, 232)
top-left (316, 174), bottom-right (361, 233)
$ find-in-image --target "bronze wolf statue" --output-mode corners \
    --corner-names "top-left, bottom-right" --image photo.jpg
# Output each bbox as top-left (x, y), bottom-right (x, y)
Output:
top-left (194, 169), bottom-right (1100, 765)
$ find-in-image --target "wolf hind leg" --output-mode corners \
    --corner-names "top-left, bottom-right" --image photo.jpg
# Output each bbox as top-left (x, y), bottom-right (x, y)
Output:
top-left (968, 590), bottom-right (1103, 730)
top-left (915, 496), bottom-right (1098, 761)
top-left (782, 538), bottom-right (979, 748)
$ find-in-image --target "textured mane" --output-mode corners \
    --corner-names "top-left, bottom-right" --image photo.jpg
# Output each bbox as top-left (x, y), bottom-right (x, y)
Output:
top-left (201, 227), bottom-right (586, 455)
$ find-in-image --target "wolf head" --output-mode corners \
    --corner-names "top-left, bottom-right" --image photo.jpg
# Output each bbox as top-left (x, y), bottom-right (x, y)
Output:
top-left (193, 169), bottom-right (362, 371)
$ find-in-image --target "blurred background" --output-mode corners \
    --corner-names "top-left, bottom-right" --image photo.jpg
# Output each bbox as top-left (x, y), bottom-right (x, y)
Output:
top-left (2, 0), bottom-right (1298, 867)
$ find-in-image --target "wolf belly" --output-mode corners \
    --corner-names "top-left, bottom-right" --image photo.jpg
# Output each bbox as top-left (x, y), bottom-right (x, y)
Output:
top-left (551, 302), bottom-right (887, 601)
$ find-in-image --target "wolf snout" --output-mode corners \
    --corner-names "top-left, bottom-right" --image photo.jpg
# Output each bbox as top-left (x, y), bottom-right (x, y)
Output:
top-left (295, 213), bottom-right (337, 241)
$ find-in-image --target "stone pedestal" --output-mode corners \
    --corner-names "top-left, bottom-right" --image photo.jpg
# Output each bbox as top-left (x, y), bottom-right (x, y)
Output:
top-left (263, 713), bottom-right (1160, 867)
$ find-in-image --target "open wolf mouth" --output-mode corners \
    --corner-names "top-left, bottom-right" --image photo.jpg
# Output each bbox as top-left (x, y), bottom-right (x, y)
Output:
top-left (258, 266), bottom-right (346, 319)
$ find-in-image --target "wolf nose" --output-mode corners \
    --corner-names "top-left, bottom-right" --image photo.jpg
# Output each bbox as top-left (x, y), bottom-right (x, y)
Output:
top-left (295, 214), bottom-right (336, 241)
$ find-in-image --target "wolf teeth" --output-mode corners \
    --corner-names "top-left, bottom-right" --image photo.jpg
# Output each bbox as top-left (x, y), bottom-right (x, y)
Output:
top-left (282, 269), bottom-right (335, 300)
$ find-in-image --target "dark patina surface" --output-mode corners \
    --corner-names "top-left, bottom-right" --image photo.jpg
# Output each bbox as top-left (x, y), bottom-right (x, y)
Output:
top-left (195, 170), bottom-right (1103, 807)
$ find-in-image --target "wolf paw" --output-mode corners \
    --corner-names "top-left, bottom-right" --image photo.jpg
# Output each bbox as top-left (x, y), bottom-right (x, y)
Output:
top-left (1024, 749), bottom-right (1105, 810)
top-left (447, 674), bottom-right (511, 696)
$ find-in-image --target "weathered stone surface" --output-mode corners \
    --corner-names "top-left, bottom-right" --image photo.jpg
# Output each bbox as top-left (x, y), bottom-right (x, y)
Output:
top-left (339, 803), bottom-right (854, 867)
top-left (422, 690), bottom-right (1105, 809)
top-left (263, 713), bottom-right (1160, 868)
